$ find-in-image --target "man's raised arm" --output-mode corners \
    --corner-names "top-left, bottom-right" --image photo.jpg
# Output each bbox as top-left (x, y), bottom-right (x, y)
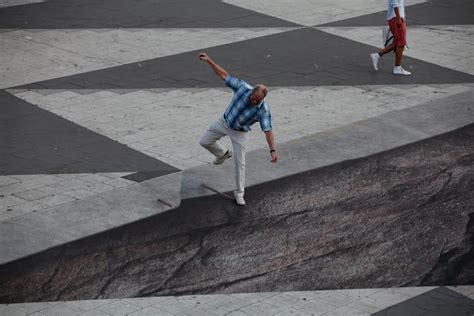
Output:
top-left (199, 53), bottom-right (228, 81)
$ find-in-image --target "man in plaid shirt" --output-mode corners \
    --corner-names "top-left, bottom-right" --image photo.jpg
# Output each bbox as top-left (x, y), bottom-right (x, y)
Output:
top-left (199, 52), bottom-right (278, 206)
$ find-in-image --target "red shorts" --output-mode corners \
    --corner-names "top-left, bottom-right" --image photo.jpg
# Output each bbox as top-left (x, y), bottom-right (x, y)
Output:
top-left (388, 17), bottom-right (407, 47)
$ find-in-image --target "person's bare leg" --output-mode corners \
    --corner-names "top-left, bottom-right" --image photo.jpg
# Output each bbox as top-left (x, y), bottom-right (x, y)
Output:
top-left (395, 46), bottom-right (404, 66)
top-left (378, 43), bottom-right (396, 57)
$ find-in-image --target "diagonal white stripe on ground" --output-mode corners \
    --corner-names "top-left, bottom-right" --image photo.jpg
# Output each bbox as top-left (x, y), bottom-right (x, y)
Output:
top-left (0, 27), bottom-right (299, 89)
top-left (0, 0), bottom-right (43, 9)
top-left (317, 25), bottom-right (474, 75)
top-left (9, 84), bottom-right (473, 170)
top-left (224, 0), bottom-right (427, 27)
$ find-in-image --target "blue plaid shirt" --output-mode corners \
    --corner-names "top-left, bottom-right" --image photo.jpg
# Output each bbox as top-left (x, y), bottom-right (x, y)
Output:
top-left (223, 75), bottom-right (272, 132)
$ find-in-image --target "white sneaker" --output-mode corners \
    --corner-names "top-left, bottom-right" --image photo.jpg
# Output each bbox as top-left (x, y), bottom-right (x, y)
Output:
top-left (233, 191), bottom-right (246, 206)
top-left (213, 150), bottom-right (232, 165)
top-left (370, 53), bottom-right (379, 71)
top-left (393, 66), bottom-right (411, 76)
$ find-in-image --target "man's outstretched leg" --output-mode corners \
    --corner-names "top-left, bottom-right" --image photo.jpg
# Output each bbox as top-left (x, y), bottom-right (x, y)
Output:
top-left (199, 118), bottom-right (233, 165)
top-left (229, 132), bottom-right (248, 206)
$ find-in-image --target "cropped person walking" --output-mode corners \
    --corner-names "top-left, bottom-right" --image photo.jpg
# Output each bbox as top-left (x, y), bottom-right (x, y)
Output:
top-left (370, 0), bottom-right (412, 75)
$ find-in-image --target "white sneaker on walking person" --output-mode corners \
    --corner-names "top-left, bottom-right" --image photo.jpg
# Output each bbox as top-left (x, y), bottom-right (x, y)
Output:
top-left (233, 191), bottom-right (246, 206)
top-left (213, 149), bottom-right (232, 165)
top-left (370, 53), bottom-right (380, 71)
top-left (393, 66), bottom-right (411, 75)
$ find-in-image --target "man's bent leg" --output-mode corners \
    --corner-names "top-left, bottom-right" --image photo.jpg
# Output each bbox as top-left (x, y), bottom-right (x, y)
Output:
top-left (199, 118), bottom-right (228, 158)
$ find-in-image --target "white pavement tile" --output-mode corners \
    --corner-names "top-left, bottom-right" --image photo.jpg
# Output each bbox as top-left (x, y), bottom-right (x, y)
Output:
top-left (83, 183), bottom-right (115, 194)
top-left (128, 306), bottom-right (174, 315)
top-left (103, 178), bottom-right (136, 188)
top-left (261, 293), bottom-right (307, 309)
top-left (153, 298), bottom-right (201, 314)
top-left (36, 194), bottom-right (76, 208)
top-left (78, 174), bottom-right (115, 184)
top-left (30, 303), bottom-right (84, 316)
top-left (3, 302), bottom-right (49, 314)
top-left (79, 310), bottom-right (112, 316)
top-left (204, 295), bottom-right (253, 313)
top-left (61, 188), bottom-right (96, 200)
top-left (0, 176), bottom-right (20, 187)
top-left (13, 189), bottom-right (52, 201)
top-left (96, 301), bottom-right (142, 315)
top-left (274, 309), bottom-right (315, 316)
top-left (122, 297), bottom-right (171, 308)
top-left (0, 305), bottom-right (28, 316)
top-left (239, 301), bottom-right (289, 316)
top-left (322, 306), bottom-right (370, 316)
top-left (292, 298), bottom-right (339, 314)
top-left (0, 195), bottom-right (28, 207)
top-left (64, 299), bottom-right (118, 312)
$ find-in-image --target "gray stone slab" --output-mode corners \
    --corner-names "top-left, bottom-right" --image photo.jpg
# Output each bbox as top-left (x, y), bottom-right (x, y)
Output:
top-left (0, 0), bottom-right (298, 29)
top-left (0, 125), bottom-right (472, 302)
top-left (0, 172), bottom-right (181, 265)
top-left (15, 28), bottom-right (474, 90)
top-left (0, 91), bottom-right (179, 176)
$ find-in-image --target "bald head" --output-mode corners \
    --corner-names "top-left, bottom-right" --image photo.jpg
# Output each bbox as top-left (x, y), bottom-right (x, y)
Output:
top-left (250, 84), bottom-right (268, 105)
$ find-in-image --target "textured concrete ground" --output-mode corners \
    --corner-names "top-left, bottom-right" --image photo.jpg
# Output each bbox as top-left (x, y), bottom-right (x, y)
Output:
top-left (0, 0), bottom-right (473, 314)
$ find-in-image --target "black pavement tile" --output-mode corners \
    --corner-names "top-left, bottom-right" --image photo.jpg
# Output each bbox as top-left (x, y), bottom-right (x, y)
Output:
top-left (0, 91), bottom-right (179, 176)
top-left (373, 287), bottom-right (474, 316)
top-left (16, 28), bottom-right (474, 90)
top-left (0, 0), bottom-right (298, 29)
top-left (322, 0), bottom-right (474, 27)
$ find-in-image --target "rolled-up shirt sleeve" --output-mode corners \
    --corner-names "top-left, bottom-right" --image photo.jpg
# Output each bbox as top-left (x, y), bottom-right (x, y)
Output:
top-left (259, 108), bottom-right (272, 132)
top-left (225, 75), bottom-right (244, 92)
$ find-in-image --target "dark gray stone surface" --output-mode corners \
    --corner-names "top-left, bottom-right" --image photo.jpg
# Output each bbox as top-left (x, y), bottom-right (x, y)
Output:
top-left (0, 0), bottom-right (298, 29)
top-left (15, 28), bottom-right (474, 90)
top-left (374, 287), bottom-right (474, 315)
top-left (0, 124), bottom-right (472, 303)
top-left (321, 0), bottom-right (474, 27)
top-left (0, 91), bottom-right (179, 175)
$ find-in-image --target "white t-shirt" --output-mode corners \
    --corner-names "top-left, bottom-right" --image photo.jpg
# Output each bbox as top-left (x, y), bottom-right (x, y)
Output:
top-left (387, 0), bottom-right (405, 20)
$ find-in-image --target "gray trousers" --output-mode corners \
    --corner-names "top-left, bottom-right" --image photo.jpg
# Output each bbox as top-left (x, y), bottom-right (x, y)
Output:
top-left (199, 117), bottom-right (248, 198)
